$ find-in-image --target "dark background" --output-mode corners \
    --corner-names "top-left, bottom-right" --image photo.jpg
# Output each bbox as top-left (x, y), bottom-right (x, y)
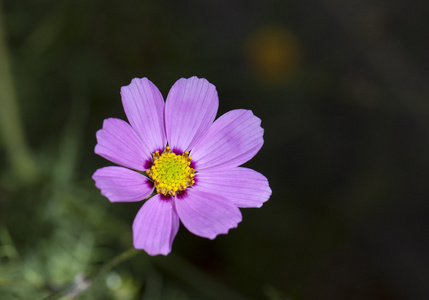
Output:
top-left (1, 0), bottom-right (428, 299)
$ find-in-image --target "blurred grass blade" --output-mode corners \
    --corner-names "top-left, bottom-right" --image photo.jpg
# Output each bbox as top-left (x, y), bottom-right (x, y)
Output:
top-left (0, 2), bottom-right (37, 182)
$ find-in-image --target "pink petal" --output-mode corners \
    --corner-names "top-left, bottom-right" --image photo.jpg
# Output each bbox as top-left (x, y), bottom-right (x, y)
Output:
top-left (95, 118), bottom-right (152, 171)
top-left (191, 109), bottom-right (264, 171)
top-left (165, 77), bottom-right (218, 152)
top-left (133, 195), bottom-right (179, 256)
top-left (175, 187), bottom-right (242, 239)
top-left (196, 167), bottom-right (271, 208)
top-left (121, 78), bottom-right (166, 153)
top-left (92, 166), bottom-right (154, 202)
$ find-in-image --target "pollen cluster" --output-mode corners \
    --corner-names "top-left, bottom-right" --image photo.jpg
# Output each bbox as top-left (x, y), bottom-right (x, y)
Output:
top-left (146, 146), bottom-right (195, 196)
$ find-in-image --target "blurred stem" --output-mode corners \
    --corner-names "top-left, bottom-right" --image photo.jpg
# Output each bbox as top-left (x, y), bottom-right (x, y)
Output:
top-left (0, 2), bottom-right (37, 182)
top-left (87, 248), bottom-right (140, 280)
top-left (43, 248), bottom-right (141, 300)
top-left (154, 254), bottom-right (250, 300)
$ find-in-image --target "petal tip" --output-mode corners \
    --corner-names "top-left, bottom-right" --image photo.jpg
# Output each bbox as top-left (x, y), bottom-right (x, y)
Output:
top-left (133, 243), bottom-right (171, 256)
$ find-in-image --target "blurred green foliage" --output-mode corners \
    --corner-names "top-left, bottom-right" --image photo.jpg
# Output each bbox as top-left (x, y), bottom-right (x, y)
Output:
top-left (1, 0), bottom-right (429, 299)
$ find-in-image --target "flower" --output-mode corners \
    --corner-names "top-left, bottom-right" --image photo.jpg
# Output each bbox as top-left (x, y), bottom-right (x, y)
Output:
top-left (92, 77), bottom-right (271, 256)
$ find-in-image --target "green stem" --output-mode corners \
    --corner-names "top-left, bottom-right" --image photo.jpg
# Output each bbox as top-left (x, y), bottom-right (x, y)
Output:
top-left (153, 254), bottom-right (250, 300)
top-left (0, 1), bottom-right (37, 182)
top-left (88, 248), bottom-right (141, 280)
top-left (43, 248), bottom-right (141, 300)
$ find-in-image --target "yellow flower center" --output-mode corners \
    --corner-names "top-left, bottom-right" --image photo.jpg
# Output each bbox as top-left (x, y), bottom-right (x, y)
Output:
top-left (146, 146), bottom-right (195, 196)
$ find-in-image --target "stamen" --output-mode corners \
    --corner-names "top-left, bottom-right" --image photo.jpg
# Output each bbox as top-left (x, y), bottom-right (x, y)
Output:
top-left (146, 147), bottom-right (195, 196)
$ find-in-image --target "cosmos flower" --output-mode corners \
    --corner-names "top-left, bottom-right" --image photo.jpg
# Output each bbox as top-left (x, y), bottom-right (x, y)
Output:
top-left (92, 77), bottom-right (271, 255)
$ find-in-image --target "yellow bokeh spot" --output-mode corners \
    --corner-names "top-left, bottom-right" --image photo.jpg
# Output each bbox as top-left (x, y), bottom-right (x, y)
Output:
top-left (245, 26), bottom-right (301, 85)
top-left (146, 147), bottom-right (195, 196)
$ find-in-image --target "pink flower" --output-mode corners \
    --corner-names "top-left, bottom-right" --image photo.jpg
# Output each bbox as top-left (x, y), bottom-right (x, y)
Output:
top-left (92, 77), bottom-right (271, 255)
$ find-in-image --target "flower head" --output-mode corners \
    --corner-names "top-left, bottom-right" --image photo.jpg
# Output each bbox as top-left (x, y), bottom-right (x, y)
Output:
top-left (93, 77), bottom-right (271, 255)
